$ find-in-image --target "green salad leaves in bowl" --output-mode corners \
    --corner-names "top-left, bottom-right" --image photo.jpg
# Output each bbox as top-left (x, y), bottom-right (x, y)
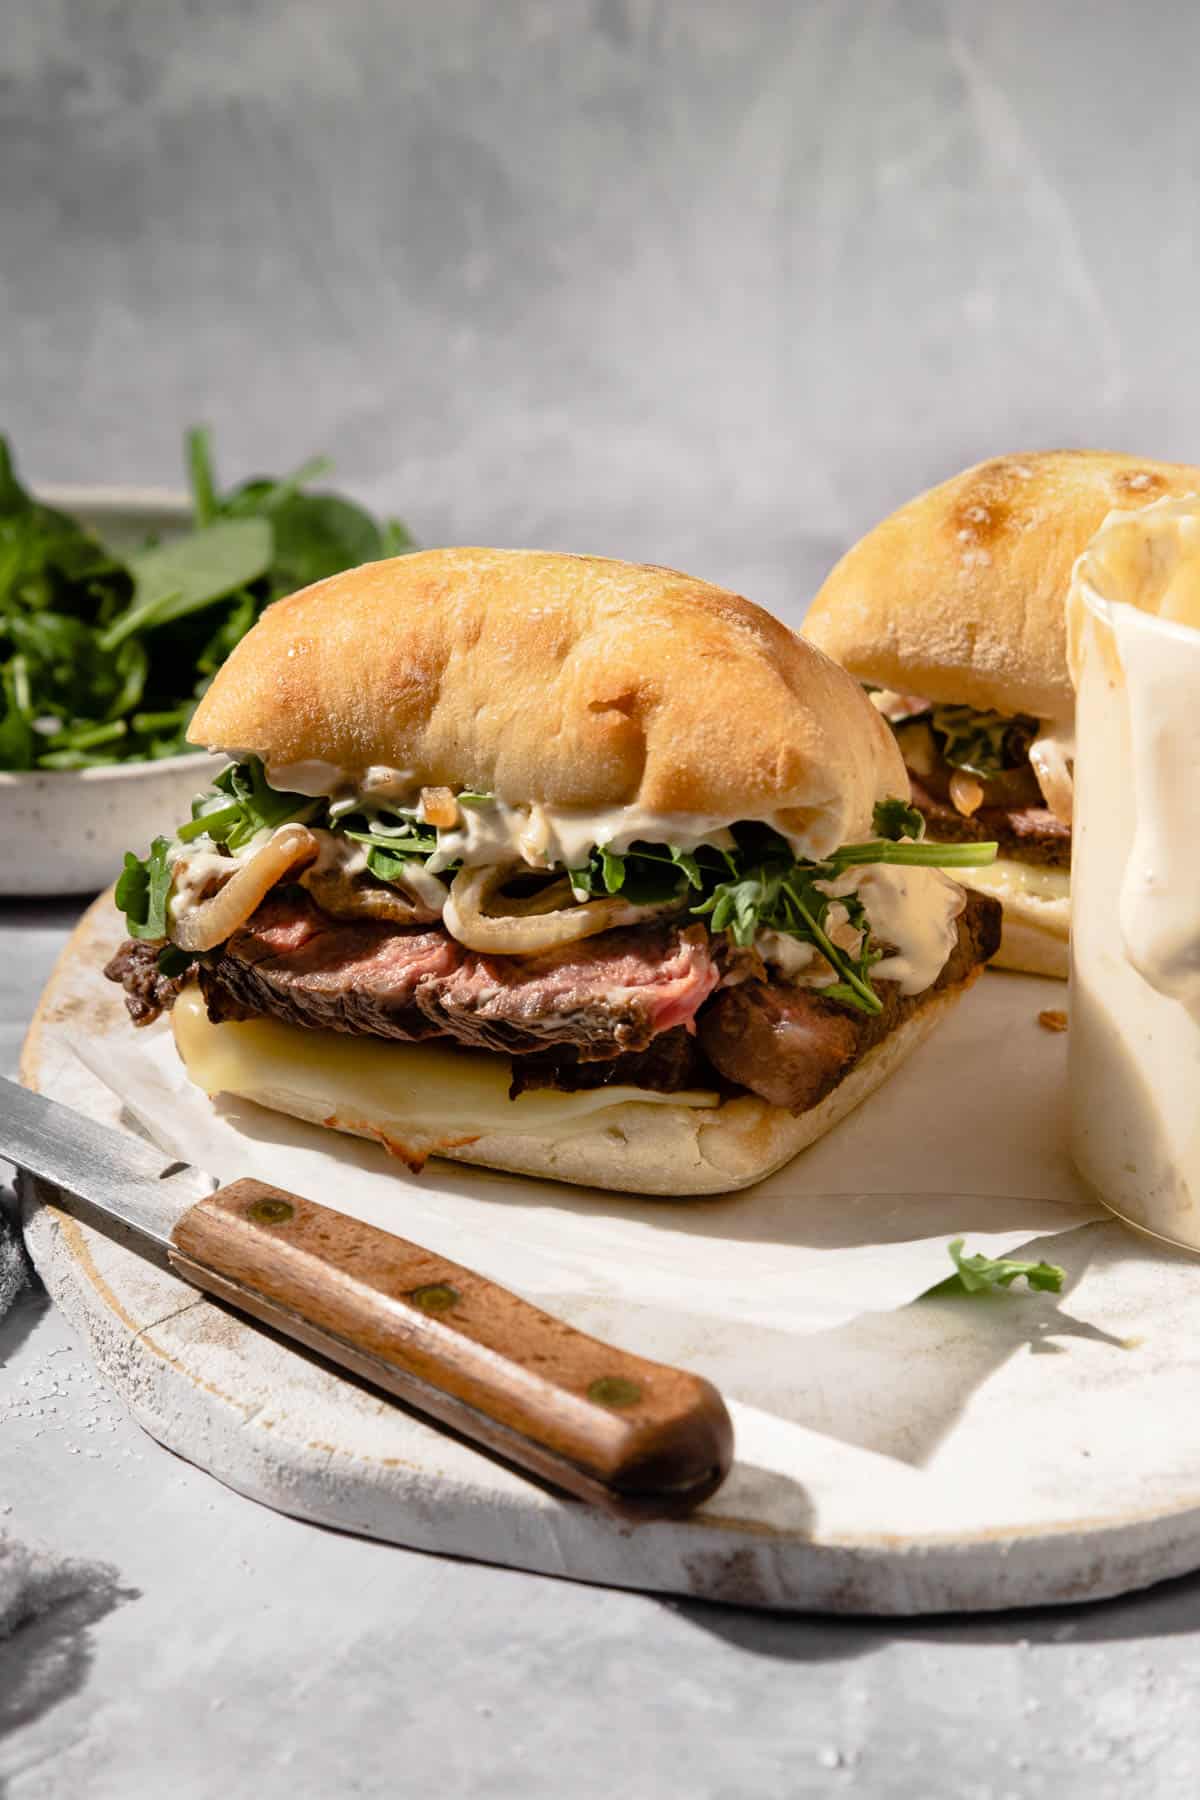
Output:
top-left (0, 430), bottom-right (414, 895)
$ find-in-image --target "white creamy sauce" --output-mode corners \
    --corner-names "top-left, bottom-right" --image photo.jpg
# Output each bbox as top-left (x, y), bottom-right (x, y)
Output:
top-left (308, 831), bottom-right (369, 881)
top-left (828, 863), bottom-right (962, 995)
top-left (263, 760), bottom-right (852, 864)
top-left (754, 863), bottom-right (961, 997)
top-left (263, 758), bottom-right (354, 798)
top-left (1071, 495), bottom-right (1200, 1019)
top-left (1067, 495), bottom-right (1200, 1243)
top-left (854, 866), bottom-right (964, 995)
top-left (754, 929), bottom-right (820, 981)
top-left (425, 799), bottom-right (737, 876)
top-left (182, 774), bottom-right (959, 998)
top-left (1111, 600), bottom-right (1200, 1019)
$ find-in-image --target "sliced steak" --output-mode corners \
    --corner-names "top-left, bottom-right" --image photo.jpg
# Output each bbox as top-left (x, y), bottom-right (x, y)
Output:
top-left (197, 892), bottom-right (719, 1060)
top-left (415, 923), bottom-right (718, 1058)
top-left (698, 982), bottom-right (859, 1113)
top-left (507, 1027), bottom-right (708, 1098)
top-left (104, 939), bottom-right (188, 1027)
top-left (200, 890), bottom-right (462, 1040)
top-left (698, 889), bottom-right (1002, 1113)
top-left (907, 774), bottom-right (1071, 868)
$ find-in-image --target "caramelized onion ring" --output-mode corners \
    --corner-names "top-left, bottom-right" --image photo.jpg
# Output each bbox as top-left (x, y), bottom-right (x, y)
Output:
top-left (1029, 728), bottom-right (1075, 826)
top-left (948, 769), bottom-right (984, 818)
top-left (299, 864), bottom-right (436, 926)
top-left (170, 825), bottom-right (319, 952)
top-left (442, 865), bottom-right (678, 954)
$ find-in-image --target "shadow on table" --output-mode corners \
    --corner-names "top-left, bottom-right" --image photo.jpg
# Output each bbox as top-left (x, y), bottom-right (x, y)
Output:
top-left (0, 1566), bottom-right (137, 1760)
top-left (0, 1246), bottom-right (47, 1368)
top-left (215, 1090), bottom-right (1088, 1254)
top-left (671, 1557), bottom-right (1200, 1665)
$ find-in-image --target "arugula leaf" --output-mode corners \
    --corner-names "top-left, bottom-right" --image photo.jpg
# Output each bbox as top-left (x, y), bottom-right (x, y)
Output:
top-left (156, 944), bottom-right (198, 979)
top-left (828, 837), bottom-right (998, 869)
top-left (343, 824), bottom-right (439, 859)
top-left (0, 430), bottom-right (419, 772)
top-left (364, 844), bottom-right (427, 884)
top-left (115, 837), bottom-right (174, 940)
top-left (944, 1238), bottom-right (1066, 1294)
top-left (930, 705), bottom-right (1037, 780)
top-left (266, 494), bottom-right (387, 597)
top-left (204, 757), bottom-right (314, 849)
top-left (600, 845), bottom-right (625, 894)
top-left (100, 519), bottom-right (273, 649)
top-left (873, 796), bottom-right (925, 841)
top-left (0, 660), bottom-right (34, 769)
top-left (115, 758), bottom-right (996, 1023)
top-left (186, 425), bottom-right (219, 528)
top-left (570, 841), bottom-right (708, 906)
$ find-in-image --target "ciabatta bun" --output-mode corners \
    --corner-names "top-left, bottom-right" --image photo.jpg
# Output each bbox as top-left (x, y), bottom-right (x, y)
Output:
top-left (804, 451), bottom-right (1200, 723)
top-left (172, 979), bottom-right (971, 1197)
top-left (188, 547), bottom-right (906, 859)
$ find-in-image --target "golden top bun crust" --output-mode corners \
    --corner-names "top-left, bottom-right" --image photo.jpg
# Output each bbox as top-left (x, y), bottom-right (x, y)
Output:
top-left (189, 547), bottom-right (906, 852)
top-left (804, 451), bottom-right (1200, 722)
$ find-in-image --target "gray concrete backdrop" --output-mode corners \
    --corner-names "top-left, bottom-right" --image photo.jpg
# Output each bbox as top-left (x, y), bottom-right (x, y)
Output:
top-left (6, 0), bottom-right (1199, 623)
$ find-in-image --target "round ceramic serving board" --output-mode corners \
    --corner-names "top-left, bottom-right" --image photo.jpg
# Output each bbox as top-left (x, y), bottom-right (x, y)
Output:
top-left (20, 895), bottom-right (1200, 1615)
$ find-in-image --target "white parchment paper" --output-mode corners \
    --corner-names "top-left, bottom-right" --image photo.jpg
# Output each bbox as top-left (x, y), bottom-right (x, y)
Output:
top-left (78, 968), bottom-right (1101, 1340)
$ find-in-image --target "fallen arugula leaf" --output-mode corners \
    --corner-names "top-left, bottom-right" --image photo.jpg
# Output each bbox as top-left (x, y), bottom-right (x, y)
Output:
top-left (943, 1238), bottom-right (1066, 1295)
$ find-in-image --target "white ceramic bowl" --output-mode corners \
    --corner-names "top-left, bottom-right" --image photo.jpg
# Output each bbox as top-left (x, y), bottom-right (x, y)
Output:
top-left (1, 488), bottom-right (224, 896)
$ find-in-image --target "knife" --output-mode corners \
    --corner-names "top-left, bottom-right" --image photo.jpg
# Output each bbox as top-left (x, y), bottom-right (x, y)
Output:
top-left (1, 1078), bottom-right (733, 1519)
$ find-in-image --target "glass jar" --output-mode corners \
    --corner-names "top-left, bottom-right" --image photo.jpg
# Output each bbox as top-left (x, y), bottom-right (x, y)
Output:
top-left (1068, 498), bottom-right (1200, 1249)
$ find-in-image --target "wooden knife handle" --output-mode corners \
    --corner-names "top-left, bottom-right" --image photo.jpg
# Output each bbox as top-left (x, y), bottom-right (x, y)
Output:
top-left (169, 1179), bottom-right (733, 1519)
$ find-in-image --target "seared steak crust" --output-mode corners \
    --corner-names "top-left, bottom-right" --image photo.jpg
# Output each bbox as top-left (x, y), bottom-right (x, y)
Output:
top-left (102, 939), bottom-right (187, 1027)
top-left (908, 775), bottom-right (1071, 868)
top-left (697, 889), bottom-right (1001, 1112)
top-left (507, 1027), bottom-right (708, 1099)
top-left (195, 890), bottom-right (719, 1061)
top-left (200, 892), bottom-right (458, 1041)
top-left (103, 885), bottom-right (1001, 1117)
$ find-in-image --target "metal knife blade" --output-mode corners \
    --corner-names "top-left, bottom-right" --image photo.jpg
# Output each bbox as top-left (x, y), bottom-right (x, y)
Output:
top-left (1, 1076), bottom-right (213, 1263)
top-left (0, 1075), bottom-right (735, 1516)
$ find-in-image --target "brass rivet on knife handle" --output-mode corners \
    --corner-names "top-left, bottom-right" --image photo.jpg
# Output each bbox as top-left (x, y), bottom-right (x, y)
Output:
top-left (167, 1179), bottom-right (734, 1518)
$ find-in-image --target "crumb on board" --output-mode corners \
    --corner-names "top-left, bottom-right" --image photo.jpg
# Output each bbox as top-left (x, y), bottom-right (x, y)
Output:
top-left (1038, 1009), bottom-right (1068, 1033)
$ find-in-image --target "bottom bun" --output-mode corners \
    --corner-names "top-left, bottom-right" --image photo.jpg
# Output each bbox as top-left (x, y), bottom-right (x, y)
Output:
top-left (953, 859), bottom-right (1070, 982)
top-left (172, 978), bottom-right (972, 1197)
top-left (986, 918), bottom-right (1069, 981)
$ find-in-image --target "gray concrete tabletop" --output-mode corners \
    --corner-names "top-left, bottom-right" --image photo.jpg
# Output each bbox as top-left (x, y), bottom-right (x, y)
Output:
top-left (7, 1), bottom-right (1200, 1791)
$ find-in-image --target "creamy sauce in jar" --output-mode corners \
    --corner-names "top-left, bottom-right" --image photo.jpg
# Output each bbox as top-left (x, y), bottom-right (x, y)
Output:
top-left (1067, 496), bottom-right (1200, 1246)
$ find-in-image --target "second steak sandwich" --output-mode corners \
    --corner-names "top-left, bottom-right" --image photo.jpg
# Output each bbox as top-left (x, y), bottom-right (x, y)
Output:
top-left (804, 450), bottom-right (1200, 978)
top-left (106, 548), bottom-right (1000, 1195)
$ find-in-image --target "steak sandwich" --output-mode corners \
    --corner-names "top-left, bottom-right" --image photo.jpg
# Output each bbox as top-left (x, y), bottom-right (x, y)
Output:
top-left (106, 547), bottom-right (1002, 1195)
top-left (804, 451), bottom-right (1200, 979)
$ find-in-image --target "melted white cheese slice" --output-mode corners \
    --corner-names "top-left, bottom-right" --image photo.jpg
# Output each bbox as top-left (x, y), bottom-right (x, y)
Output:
top-left (952, 856), bottom-right (1070, 935)
top-left (172, 987), bottom-right (718, 1142)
